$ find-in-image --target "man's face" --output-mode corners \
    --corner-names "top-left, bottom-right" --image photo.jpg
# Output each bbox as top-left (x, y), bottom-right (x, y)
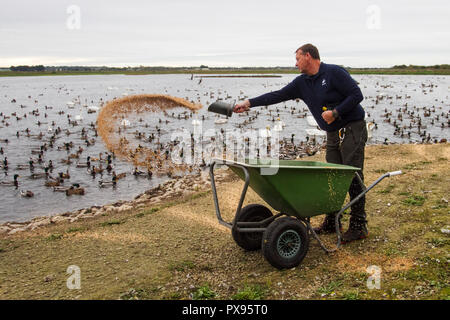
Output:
top-left (295, 50), bottom-right (309, 73)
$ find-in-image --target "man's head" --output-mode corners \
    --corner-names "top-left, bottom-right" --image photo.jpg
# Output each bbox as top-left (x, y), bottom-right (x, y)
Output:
top-left (295, 43), bottom-right (321, 75)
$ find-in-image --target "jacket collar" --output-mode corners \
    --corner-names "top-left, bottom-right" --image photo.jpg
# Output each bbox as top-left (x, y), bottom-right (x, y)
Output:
top-left (305, 62), bottom-right (326, 79)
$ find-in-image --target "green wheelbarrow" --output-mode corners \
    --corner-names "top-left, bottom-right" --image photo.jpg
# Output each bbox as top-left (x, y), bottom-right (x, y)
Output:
top-left (209, 158), bottom-right (402, 269)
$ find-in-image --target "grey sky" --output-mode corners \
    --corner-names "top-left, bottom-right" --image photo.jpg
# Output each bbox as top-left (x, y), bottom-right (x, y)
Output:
top-left (1, 0), bottom-right (449, 67)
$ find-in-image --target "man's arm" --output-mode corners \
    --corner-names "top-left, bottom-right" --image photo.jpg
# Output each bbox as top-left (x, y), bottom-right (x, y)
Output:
top-left (332, 67), bottom-right (364, 116)
top-left (234, 80), bottom-right (301, 113)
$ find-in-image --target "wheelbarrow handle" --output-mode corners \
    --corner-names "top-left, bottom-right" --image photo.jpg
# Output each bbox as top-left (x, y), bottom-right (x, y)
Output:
top-left (309, 169), bottom-right (403, 254)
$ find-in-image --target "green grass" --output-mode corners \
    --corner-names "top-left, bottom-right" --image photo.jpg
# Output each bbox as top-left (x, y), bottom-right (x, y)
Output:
top-left (100, 220), bottom-right (124, 227)
top-left (378, 184), bottom-right (396, 194)
top-left (119, 288), bottom-right (153, 300)
top-left (168, 292), bottom-right (182, 299)
top-left (428, 238), bottom-right (450, 247)
top-left (402, 195), bottom-right (426, 206)
top-left (66, 227), bottom-right (85, 233)
top-left (316, 280), bottom-right (343, 296)
top-left (46, 233), bottom-right (63, 241)
top-left (383, 244), bottom-right (402, 257)
top-left (392, 255), bottom-right (449, 299)
top-left (135, 207), bottom-right (160, 218)
top-left (192, 284), bottom-right (216, 300)
top-left (231, 284), bottom-right (267, 300)
top-left (169, 260), bottom-right (195, 272)
top-left (402, 161), bottom-right (432, 171)
top-left (341, 291), bottom-right (360, 300)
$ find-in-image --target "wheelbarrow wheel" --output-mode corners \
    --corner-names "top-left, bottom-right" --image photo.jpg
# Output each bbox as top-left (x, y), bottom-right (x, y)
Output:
top-left (232, 204), bottom-right (273, 251)
top-left (261, 217), bottom-right (309, 269)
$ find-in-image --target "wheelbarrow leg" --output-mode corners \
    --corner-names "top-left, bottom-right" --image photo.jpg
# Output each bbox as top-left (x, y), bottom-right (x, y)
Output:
top-left (209, 160), bottom-right (250, 229)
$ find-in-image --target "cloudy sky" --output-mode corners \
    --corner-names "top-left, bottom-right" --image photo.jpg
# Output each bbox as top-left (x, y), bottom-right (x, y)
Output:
top-left (1, 0), bottom-right (449, 68)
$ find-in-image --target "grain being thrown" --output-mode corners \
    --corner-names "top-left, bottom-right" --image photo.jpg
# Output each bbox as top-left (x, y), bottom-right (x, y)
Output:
top-left (97, 94), bottom-right (202, 173)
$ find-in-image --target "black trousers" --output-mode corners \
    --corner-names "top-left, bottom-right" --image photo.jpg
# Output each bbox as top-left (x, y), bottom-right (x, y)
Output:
top-left (326, 120), bottom-right (368, 223)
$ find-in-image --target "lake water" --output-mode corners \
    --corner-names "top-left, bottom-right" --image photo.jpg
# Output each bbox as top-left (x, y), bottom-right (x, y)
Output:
top-left (0, 73), bottom-right (448, 223)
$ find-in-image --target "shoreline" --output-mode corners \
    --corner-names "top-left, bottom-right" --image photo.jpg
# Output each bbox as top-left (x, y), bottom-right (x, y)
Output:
top-left (0, 140), bottom-right (327, 232)
top-left (0, 167), bottom-right (229, 236)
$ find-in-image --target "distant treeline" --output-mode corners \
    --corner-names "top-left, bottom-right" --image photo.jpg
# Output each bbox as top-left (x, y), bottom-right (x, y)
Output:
top-left (5, 64), bottom-right (450, 72)
top-left (2, 64), bottom-right (449, 76)
top-left (391, 64), bottom-right (449, 69)
top-left (10, 65), bottom-right (45, 71)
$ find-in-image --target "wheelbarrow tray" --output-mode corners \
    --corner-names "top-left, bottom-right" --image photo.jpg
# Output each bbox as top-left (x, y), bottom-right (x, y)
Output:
top-left (223, 159), bottom-right (359, 218)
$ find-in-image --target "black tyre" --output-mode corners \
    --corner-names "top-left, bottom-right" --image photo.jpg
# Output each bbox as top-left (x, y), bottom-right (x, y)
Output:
top-left (261, 217), bottom-right (309, 269)
top-left (232, 204), bottom-right (273, 251)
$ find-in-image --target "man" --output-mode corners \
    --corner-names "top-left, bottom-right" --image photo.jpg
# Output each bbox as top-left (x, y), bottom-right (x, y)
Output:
top-left (233, 43), bottom-right (368, 243)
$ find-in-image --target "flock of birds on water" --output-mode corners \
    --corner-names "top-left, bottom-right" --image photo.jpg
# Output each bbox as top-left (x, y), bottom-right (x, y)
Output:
top-left (0, 75), bottom-right (448, 205)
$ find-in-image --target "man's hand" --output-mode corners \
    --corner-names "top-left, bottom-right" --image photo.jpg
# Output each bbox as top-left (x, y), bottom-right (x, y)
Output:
top-left (234, 100), bottom-right (251, 113)
top-left (321, 110), bottom-right (336, 124)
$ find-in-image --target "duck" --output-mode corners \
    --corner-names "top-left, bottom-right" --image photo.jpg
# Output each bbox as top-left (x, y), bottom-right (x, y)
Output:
top-left (20, 190), bottom-right (34, 198)
top-left (90, 165), bottom-right (104, 174)
top-left (98, 179), bottom-right (116, 188)
top-left (58, 169), bottom-right (70, 179)
top-left (53, 186), bottom-right (70, 192)
top-left (29, 172), bottom-right (48, 179)
top-left (15, 164), bottom-right (29, 170)
top-left (133, 167), bottom-right (146, 176)
top-left (45, 177), bottom-right (63, 187)
top-left (76, 156), bottom-right (91, 168)
top-left (0, 174), bottom-right (19, 187)
top-left (65, 186), bottom-right (85, 196)
top-left (113, 171), bottom-right (126, 180)
top-left (90, 153), bottom-right (103, 162)
top-left (61, 157), bottom-right (72, 165)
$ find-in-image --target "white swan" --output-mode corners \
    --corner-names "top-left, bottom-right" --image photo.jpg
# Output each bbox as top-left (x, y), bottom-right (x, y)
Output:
top-left (305, 128), bottom-right (325, 138)
top-left (260, 126), bottom-right (272, 138)
top-left (75, 107), bottom-right (83, 121)
top-left (306, 115), bottom-right (319, 127)
top-left (214, 116), bottom-right (228, 124)
top-left (367, 121), bottom-right (375, 140)
top-left (274, 118), bottom-right (284, 132)
top-left (88, 105), bottom-right (99, 112)
top-left (120, 119), bottom-right (130, 127)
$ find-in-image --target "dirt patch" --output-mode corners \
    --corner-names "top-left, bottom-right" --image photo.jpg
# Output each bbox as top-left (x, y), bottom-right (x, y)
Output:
top-left (335, 250), bottom-right (414, 273)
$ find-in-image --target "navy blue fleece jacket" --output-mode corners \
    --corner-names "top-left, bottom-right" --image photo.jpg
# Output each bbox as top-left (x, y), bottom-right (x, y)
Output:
top-left (248, 62), bottom-right (365, 132)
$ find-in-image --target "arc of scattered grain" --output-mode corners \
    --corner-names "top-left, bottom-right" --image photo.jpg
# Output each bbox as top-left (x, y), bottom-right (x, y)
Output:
top-left (97, 94), bottom-right (202, 170)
